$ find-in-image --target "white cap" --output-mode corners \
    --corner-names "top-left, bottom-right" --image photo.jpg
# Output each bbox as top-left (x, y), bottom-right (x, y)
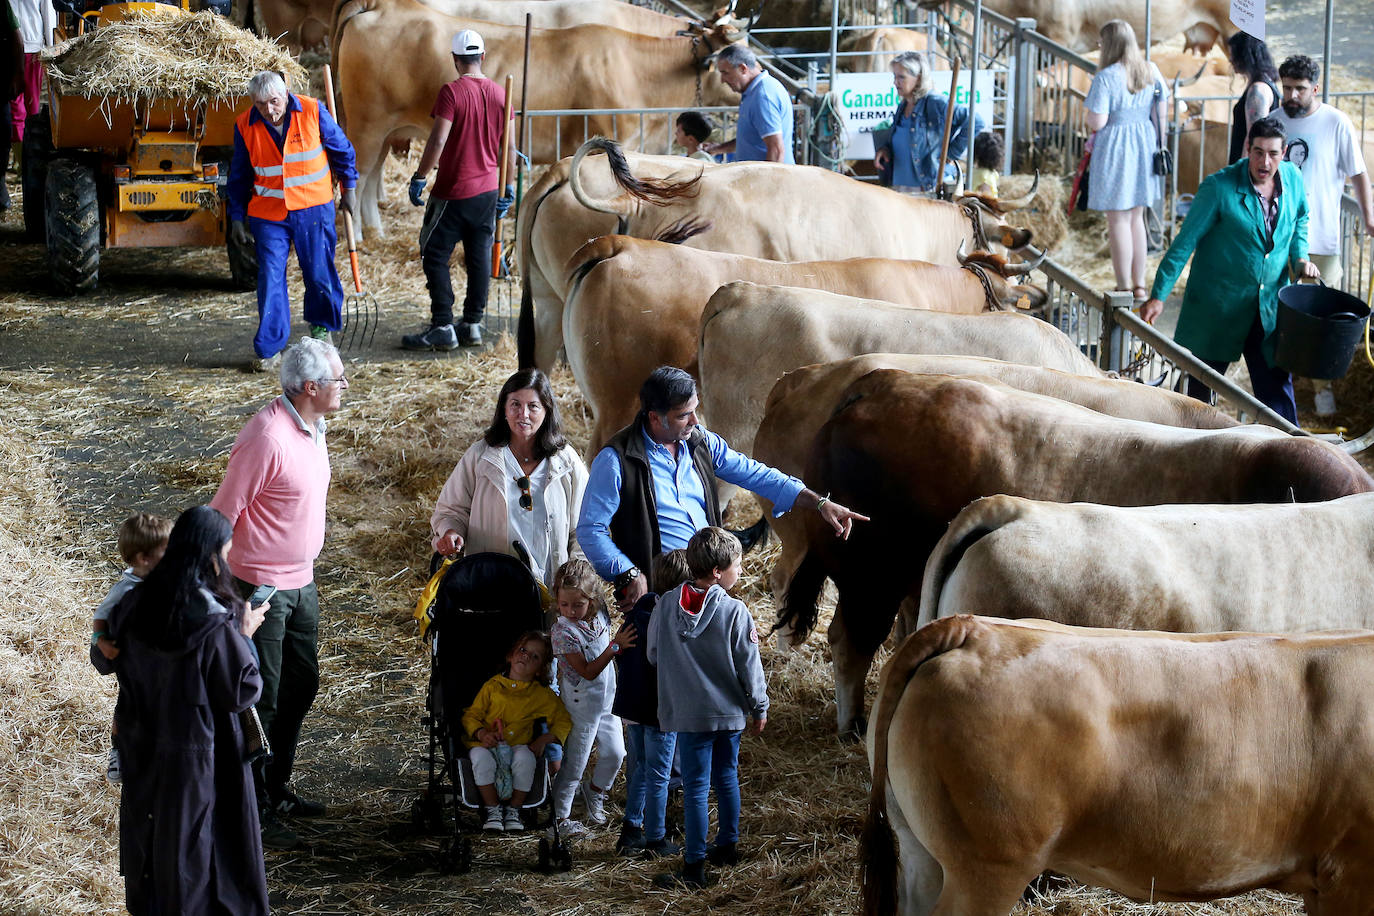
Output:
top-left (452, 29), bottom-right (484, 55)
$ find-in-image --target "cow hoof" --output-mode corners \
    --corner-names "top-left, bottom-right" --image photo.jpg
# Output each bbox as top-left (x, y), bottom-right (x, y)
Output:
top-left (839, 716), bottom-right (867, 743)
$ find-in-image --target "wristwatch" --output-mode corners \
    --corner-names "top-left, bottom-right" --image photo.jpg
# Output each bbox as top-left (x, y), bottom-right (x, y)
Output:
top-left (610, 643), bottom-right (622, 655)
top-left (613, 567), bottom-right (640, 591)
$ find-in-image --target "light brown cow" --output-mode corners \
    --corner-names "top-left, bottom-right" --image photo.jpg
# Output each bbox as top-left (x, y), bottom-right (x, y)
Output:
top-left (942, 0), bottom-right (1237, 53)
top-left (838, 27), bottom-right (937, 72)
top-left (562, 239), bottom-right (1046, 451)
top-left (920, 492), bottom-right (1374, 635)
top-left (516, 138), bottom-right (1036, 370)
top-left (776, 368), bottom-right (1373, 735)
top-left (333, 2), bottom-right (743, 236)
top-left (863, 615), bottom-right (1374, 914)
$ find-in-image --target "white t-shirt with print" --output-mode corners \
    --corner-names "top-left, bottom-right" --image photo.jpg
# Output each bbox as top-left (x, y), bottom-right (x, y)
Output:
top-left (1274, 103), bottom-right (1366, 255)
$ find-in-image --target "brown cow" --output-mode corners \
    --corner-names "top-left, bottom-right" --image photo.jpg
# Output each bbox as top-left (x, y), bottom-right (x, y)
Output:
top-left (777, 368), bottom-right (1373, 735)
top-left (863, 615), bottom-right (1374, 914)
top-left (333, 3), bottom-right (744, 236)
top-left (935, 0), bottom-right (1238, 53)
top-left (562, 238), bottom-right (1046, 451)
top-left (516, 138), bottom-right (1037, 370)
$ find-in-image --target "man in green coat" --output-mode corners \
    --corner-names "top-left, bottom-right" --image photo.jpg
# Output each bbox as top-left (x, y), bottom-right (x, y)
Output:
top-left (1142, 116), bottom-right (1320, 423)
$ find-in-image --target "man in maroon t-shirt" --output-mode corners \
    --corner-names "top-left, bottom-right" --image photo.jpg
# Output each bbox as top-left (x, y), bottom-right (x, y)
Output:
top-left (403, 28), bottom-right (514, 350)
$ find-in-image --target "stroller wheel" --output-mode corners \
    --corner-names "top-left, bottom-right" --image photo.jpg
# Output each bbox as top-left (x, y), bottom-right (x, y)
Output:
top-left (551, 836), bottom-right (574, 872)
top-left (537, 836), bottom-right (551, 872)
top-left (411, 796), bottom-right (446, 835)
top-left (439, 836), bottom-right (472, 874)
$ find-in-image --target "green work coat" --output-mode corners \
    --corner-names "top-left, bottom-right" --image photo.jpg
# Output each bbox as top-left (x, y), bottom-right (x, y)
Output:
top-left (1149, 158), bottom-right (1308, 364)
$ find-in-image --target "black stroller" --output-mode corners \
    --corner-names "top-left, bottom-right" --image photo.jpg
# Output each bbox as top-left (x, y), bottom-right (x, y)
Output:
top-left (412, 551), bottom-right (573, 873)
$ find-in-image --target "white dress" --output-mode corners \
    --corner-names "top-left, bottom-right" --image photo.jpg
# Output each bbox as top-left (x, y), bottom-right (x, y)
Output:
top-left (1085, 62), bottom-right (1167, 211)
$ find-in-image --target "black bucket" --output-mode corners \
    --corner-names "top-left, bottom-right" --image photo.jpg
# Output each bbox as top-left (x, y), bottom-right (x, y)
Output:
top-left (1274, 283), bottom-right (1371, 379)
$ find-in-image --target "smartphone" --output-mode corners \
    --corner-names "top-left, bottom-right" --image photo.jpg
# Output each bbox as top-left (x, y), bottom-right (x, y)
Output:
top-left (248, 583), bottom-right (278, 608)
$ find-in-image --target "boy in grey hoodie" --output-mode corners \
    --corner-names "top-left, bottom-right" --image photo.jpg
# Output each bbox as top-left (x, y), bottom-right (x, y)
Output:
top-left (646, 526), bottom-right (768, 889)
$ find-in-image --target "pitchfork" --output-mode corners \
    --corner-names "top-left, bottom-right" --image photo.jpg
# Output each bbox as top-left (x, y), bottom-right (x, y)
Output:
top-left (322, 64), bottom-right (380, 350)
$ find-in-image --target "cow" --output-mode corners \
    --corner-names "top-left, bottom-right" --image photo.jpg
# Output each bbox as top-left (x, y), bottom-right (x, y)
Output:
top-left (838, 27), bottom-right (937, 72)
top-left (920, 492), bottom-right (1374, 635)
top-left (938, 0), bottom-right (1238, 53)
top-left (776, 368), bottom-right (1374, 736)
top-left (863, 615), bottom-right (1374, 915)
top-left (516, 137), bottom-right (1038, 370)
top-left (562, 238), bottom-right (1047, 451)
top-left (332, 2), bottom-right (745, 236)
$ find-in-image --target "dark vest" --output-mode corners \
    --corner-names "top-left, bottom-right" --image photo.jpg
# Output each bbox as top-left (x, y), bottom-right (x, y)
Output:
top-left (1230, 78), bottom-right (1280, 163)
top-left (604, 420), bottom-right (721, 591)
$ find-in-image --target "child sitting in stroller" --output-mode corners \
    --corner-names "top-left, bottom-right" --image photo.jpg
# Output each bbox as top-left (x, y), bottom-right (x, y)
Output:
top-left (461, 630), bottom-right (572, 832)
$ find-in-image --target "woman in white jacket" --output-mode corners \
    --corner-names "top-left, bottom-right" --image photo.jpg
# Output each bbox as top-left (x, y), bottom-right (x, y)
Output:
top-left (431, 369), bottom-right (588, 586)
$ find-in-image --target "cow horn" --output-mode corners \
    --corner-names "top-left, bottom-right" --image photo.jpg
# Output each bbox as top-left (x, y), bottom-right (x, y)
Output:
top-left (1003, 248), bottom-right (1048, 277)
top-left (995, 170), bottom-right (1040, 212)
top-left (956, 238), bottom-right (971, 266)
top-left (1177, 60), bottom-right (1209, 88)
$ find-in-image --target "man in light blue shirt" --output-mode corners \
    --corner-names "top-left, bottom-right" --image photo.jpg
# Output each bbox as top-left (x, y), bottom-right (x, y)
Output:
top-left (577, 367), bottom-right (866, 608)
top-left (700, 44), bottom-right (794, 164)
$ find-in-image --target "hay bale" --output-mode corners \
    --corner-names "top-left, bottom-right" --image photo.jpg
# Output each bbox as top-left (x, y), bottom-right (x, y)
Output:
top-left (1001, 172), bottom-right (1069, 252)
top-left (41, 11), bottom-right (305, 103)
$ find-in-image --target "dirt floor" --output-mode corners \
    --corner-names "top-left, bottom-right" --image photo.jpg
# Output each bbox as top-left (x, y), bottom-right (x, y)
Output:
top-left (0, 149), bottom-right (1354, 916)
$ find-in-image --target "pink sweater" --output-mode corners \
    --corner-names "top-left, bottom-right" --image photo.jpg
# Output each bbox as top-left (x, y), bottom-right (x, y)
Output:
top-left (210, 397), bottom-right (331, 589)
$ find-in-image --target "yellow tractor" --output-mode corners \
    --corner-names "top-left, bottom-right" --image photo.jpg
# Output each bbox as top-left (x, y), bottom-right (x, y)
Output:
top-left (21, 0), bottom-right (257, 294)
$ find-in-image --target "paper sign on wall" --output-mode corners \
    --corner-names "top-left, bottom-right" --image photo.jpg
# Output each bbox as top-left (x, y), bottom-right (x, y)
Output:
top-left (1230, 0), bottom-right (1265, 40)
top-left (832, 70), bottom-right (998, 160)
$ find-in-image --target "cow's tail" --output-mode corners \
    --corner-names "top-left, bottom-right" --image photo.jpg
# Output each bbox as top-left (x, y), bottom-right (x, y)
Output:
top-left (772, 548), bottom-right (826, 642)
top-left (916, 495), bottom-right (1024, 629)
top-left (516, 176), bottom-right (567, 368)
top-left (563, 234), bottom-right (627, 297)
top-left (569, 137), bottom-right (703, 217)
top-left (861, 614), bottom-right (984, 916)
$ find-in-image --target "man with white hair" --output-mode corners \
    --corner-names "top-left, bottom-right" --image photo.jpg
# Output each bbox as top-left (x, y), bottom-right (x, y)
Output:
top-left (211, 336), bottom-right (348, 850)
top-left (403, 28), bottom-right (514, 350)
top-left (700, 44), bottom-right (794, 164)
top-left (228, 71), bottom-right (358, 372)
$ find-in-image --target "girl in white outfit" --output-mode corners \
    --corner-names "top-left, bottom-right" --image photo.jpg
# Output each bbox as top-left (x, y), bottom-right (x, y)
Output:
top-left (549, 559), bottom-right (634, 836)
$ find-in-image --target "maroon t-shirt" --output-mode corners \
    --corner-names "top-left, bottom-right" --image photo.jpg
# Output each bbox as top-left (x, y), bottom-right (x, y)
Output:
top-left (431, 75), bottom-right (508, 201)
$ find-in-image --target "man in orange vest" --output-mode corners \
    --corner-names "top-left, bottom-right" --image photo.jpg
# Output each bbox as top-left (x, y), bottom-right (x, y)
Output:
top-left (228, 71), bottom-right (358, 371)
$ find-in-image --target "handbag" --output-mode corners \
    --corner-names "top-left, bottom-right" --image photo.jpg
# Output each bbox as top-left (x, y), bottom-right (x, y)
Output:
top-left (1150, 83), bottom-right (1173, 177)
top-left (1069, 136), bottom-right (1093, 215)
top-left (241, 706), bottom-right (271, 764)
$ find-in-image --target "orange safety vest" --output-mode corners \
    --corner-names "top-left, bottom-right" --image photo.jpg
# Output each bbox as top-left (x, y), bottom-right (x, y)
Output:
top-left (235, 95), bottom-right (334, 221)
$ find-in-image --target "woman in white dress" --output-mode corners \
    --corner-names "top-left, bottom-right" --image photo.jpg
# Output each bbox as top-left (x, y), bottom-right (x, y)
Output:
top-left (431, 369), bottom-right (587, 586)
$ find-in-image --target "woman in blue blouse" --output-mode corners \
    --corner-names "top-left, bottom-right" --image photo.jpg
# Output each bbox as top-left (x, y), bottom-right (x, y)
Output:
top-left (874, 51), bottom-right (982, 192)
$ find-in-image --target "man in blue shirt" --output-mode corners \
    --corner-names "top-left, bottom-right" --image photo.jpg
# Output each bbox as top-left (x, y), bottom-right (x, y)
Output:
top-left (577, 367), bottom-right (866, 607)
top-left (700, 44), bottom-right (794, 164)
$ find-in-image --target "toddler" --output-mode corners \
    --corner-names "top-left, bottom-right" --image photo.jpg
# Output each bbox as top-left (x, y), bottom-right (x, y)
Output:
top-left (90, 512), bottom-right (172, 783)
top-left (461, 630), bottom-right (571, 832)
top-left (549, 558), bottom-right (634, 837)
top-left (612, 549), bottom-right (691, 857)
top-left (971, 129), bottom-right (1004, 198)
top-left (647, 527), bottom-right (767, 890)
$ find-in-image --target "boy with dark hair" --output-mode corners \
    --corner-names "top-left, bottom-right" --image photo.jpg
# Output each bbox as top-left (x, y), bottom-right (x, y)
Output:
top-left (647, 527), bottom-right (767, 889)
top-left (613, 548), bottom-right (691, 857)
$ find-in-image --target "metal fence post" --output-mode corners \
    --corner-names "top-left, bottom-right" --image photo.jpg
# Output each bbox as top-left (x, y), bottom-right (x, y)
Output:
top-left (1011, 17), bottom-right (1036, 171)
top-left (1100, 290), bottom-right (1132, 373)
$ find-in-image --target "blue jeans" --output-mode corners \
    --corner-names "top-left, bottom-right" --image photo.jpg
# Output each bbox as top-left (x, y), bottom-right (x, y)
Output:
top-left (677, 729), bottom-right (742, 863)
top-left (624, 723), bottom-right (677, 840)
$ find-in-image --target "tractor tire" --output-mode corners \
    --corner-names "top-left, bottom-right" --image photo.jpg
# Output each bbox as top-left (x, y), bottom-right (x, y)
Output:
top-left (45, 158), bottom-right (101, 296)
top-left (21, 109), bottom-right (54, 242)
top-left (227, 225), bottom-right (259, 291)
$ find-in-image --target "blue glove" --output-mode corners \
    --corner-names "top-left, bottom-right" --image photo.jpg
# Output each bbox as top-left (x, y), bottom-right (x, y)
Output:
top-left (495, 184), bottom-right (515, 219)
top-left (408, 175), bottom-right (426, 207)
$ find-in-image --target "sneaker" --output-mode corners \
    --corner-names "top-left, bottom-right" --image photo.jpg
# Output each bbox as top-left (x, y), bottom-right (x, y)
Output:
top-left (260, 810), bottom-right (300, 850)
top-left (643, 837), bottom-right (681, 858)
top-left (1314, 386), bottom-right (1337, 417)
top-left (309, 324), bottom-right (332, 341)
top-left (579, 782), bottom-right (608, 826)
top-left (106, 746), bottom-right (121, 784)
top-left (457, 321), bottom-right (483, 347)
top-left (502, 806), bottom-right (524, 832)
top-left (653, 859), bottom-right (714, 890)
top-left (250, 352), bottom-right (281, 374)
top-left (706, 841), bottom-right (739, 866)
top-left (273, 788), bottom-right (327, 818)
top-left (554, 817), bottom-right (588, 839)
top-left (482, 807), bottom-right (505, 832)
top-left (615, 823), bottom-right (645, 855)
top-left (401, 323), bottom-right (458, 351)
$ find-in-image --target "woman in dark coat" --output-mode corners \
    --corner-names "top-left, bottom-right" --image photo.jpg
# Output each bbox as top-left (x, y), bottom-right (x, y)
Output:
top-left (98, 505), bottom-right (270, 915)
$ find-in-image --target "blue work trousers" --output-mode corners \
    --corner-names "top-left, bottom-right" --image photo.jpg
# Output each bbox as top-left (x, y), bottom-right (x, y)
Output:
top-left (623, 723), bottom-right (677, 841)
top-left (249, 203), bottom-right (344, 358)
top-left (677, 729), bottom-right (742, 864)
top-left (1186, 310), bottom-right (1298, 425)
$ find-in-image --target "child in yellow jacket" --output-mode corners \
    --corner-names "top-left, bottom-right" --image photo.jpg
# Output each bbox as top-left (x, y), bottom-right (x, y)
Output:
top-left (461, 629), bottom-right (572, 832)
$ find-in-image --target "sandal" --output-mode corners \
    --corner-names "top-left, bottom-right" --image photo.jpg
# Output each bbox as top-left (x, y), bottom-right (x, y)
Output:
top-left (1132, 286), bottom-right (1149, 305)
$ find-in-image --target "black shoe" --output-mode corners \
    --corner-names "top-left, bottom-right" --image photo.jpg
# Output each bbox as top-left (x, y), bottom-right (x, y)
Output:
top-left (706, 841), bottom-right (739, 866)
top-left (401, 324), bottom-right (458, 351)
top-left (457, 321), bottom-right (483, 346)
top-left (273, 788), bottom-right (327, 818)
top-left (615, 823), bottom-right (645, 855)
top-left (643, 837), bottom-right (681, 858)
top-left (653, 858), bottom-right (714, 890)
top-left (260, 810), bottom-right (300, 850)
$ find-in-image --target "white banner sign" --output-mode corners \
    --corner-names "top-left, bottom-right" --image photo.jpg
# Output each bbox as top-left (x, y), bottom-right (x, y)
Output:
top-left (1230, 0), bottom-right (1265, 40)
top-left (833, 70), bottom-right (998, 161)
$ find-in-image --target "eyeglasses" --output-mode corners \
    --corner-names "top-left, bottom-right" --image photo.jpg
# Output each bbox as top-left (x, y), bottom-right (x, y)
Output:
top-left (515, 475), bottom-right (533, 511)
